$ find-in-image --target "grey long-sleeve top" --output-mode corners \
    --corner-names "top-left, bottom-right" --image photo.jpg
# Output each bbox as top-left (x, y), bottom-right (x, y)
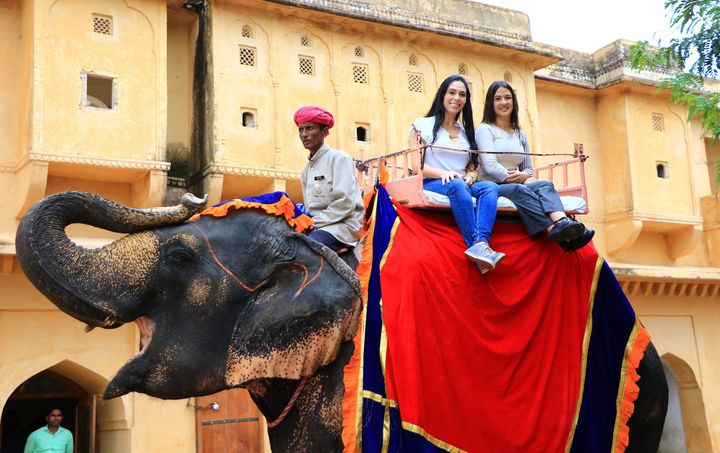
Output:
top-left (474, 123), bottom-right (534, 183)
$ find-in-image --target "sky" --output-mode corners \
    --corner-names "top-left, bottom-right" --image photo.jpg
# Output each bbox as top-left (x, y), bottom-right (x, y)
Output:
top-left (475, 0), bottom-right (678, 53)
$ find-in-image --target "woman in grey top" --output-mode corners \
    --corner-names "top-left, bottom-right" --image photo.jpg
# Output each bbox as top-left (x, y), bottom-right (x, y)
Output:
top-left (474, 80), bottom-right (594, 252)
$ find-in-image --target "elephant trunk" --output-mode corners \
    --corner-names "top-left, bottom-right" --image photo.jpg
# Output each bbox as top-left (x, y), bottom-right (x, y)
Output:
top-left (16, 192), bottom-right (207, 328)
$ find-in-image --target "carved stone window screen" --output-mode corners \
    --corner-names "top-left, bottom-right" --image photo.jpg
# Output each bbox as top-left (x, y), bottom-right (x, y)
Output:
top-left (239, 45), bottom-right (256, 66)
top-left (93, 14), bottom-right (112, 35)
top-left (300, 35), bottom-right (311, 47)
top-left (407, 72), bottom-right (424, 93)
top-left (652, 113), bottom-right (665, 132)
top-left (408, 54), bottom-right (418, 66)
top-left (353, 64), bottom-right (368, 84)
top-left (458, 63), bottom-right (467, 75)
top-left (503, 71), bottom-right (513, 83)
top-left (299, 56), bottom-right (315, 76)
top-left (241, 25), bottom-right (254, 38)
top-left (354, 46), bottom-right (365, 58)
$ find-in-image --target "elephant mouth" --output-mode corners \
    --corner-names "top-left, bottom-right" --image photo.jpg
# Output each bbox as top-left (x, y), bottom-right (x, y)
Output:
top-left (129, 316), bottom-right (155, 362)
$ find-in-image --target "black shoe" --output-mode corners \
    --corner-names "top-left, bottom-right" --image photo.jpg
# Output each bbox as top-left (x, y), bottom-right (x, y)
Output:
top-left (559, 229), bottom-right (595, 252)
top-left (548, 217), bottom-right (585, 243)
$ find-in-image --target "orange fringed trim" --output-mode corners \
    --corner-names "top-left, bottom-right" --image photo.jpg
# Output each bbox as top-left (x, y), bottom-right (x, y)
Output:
top-left (378, 159), bottom-right (389, 186)
top-left (614, 323), bottom-right (651, 453)
top-left (341, 191), bottom-right (378, 453)
top-left (189, 196), bottom-right (314, 233)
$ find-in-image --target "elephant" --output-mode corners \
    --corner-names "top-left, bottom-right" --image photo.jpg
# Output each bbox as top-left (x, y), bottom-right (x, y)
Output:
top-left (15, 191), bottom-right (667, 452)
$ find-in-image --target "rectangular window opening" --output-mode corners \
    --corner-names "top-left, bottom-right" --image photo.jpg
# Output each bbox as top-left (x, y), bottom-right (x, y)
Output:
top-left (355, 123), bottom-right (371, 142)
top-left (242, 110), bottom-right (257, 128)
top-left (85, 74), bottom-right (115, 109)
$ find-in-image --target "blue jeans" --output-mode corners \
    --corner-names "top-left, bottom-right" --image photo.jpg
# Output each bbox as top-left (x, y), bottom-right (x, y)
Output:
top-left (423, 178), bottom-right (499, 247)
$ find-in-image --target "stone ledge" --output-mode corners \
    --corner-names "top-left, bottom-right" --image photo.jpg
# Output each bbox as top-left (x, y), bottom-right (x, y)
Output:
top-left (205, 163), bottom-right (301, 180)
top-left (611, 262), bottom-right (720, 298)
top-left (16, 153), bottom-right (170, 172)
top-left (264, 0), bottom-right (559, 59)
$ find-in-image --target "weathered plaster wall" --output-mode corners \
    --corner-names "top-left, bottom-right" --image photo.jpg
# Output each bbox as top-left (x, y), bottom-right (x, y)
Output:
top-left (40, 0), bottom-right (166, 161)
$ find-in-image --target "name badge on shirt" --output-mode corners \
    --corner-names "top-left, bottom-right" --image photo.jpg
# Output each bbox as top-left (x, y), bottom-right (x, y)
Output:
top-left (314, 175), bottom-right (325, 181)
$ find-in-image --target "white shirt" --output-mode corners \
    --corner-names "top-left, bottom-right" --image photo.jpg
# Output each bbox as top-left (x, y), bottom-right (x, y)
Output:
top-left (301, 144), bottom-right (364, 246)
top-left (411, 116), bottom-right (470, 176)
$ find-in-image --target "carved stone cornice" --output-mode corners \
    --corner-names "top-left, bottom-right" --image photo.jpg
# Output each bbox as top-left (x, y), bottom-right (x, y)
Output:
top-left (204, 163), bottom-right (301, 180)
top-left (606, 211), bottom-right (703, 228)
top-left (535, 40), bottom-right (687, 90)
top-left (611, 263), bottom-right (720, 299)
top-left (14, 153), bottom-right (170, 172)
top-left (264, 0), bottom-right (558, 59)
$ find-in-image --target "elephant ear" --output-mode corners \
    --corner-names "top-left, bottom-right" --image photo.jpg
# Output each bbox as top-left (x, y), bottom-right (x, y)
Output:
top-left (224, 231), bottom-right (361, 387)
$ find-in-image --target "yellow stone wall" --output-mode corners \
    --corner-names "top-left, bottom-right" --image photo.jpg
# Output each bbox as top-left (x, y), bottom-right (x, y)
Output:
top-left (40, 0), bottom-right (167, 162)
top-left (210, 0), bottom-right (543, 175)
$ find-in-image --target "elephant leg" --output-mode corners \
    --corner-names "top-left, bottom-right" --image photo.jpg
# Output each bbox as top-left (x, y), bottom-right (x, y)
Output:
top-left (626, 342), bottom-right (669, 452)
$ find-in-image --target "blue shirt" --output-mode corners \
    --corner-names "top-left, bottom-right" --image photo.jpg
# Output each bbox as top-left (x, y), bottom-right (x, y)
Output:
top-left (24, 425), bottom-right (73, 453)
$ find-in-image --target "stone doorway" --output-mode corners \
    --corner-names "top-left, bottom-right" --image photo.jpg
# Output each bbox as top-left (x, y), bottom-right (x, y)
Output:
top-left (1, 370), bottom-right (96, 453)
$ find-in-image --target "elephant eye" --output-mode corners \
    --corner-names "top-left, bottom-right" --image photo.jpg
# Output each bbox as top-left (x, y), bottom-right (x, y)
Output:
top-left (166, 247), bottom-right (193, 265)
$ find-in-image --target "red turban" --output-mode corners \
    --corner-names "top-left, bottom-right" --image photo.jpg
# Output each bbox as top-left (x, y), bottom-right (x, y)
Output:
top-left (293, 106), bottom-right (335, 129)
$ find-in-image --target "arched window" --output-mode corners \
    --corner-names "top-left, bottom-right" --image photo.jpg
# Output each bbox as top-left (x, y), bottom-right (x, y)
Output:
top-left (503, 71), bottom-right (513, 83)
top-left (408, 54), bottom-right (418, 66)
top-left (656, 162), bottom-right (668, 179)
top-left (241, 25), bottom-right (253, 38)
top-left (356, 126), bottom-right (369, 142)
top-left (300, 34), bottom-right (311, 47)
top-left (354, 46), bottom-right (365, 58)
top-left (458, 63), bottom-right (467, 75)
top-left (242, 111), bottom-right (256, 128)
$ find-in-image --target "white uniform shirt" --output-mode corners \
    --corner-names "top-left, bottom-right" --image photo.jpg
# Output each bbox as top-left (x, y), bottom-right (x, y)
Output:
top-left (301, 144), bottom-right (364, 246)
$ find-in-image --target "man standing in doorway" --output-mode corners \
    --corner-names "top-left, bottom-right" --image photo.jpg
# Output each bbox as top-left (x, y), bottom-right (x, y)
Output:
top-left (23, 408), bottom-right (73, 453)
top-left (295, 106), bottom-right (364, 252)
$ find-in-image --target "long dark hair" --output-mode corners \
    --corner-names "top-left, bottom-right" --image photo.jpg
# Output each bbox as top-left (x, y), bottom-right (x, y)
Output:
top-left (424, 75), bottom-right (477, 150)
top-left (481, 80), bottom-right (520, 130)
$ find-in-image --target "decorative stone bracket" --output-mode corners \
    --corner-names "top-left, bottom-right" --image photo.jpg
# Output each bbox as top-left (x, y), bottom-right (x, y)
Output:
top-left (701, 194), bottom-right (720, 267)
top-left (605, 211), bottom-right (704, 259)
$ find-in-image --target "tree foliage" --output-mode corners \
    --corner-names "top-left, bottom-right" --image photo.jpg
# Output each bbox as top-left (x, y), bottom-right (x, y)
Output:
top-left (628, 0), bottom-right (720, 181)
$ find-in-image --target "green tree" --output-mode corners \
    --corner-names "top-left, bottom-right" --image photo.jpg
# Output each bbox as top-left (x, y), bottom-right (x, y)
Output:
top-left (628, 0), bottom-right (720, 181)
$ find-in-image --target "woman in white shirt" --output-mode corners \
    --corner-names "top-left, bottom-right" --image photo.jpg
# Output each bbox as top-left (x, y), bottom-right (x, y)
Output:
top-left (410, 75), bottom-right (504, 273)
top-left (474, 80), bottom-right (594, 252)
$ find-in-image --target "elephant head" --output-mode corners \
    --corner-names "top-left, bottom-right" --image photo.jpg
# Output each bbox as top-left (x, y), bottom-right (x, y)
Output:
top-left (16, 192), bottom-right (361, 400)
